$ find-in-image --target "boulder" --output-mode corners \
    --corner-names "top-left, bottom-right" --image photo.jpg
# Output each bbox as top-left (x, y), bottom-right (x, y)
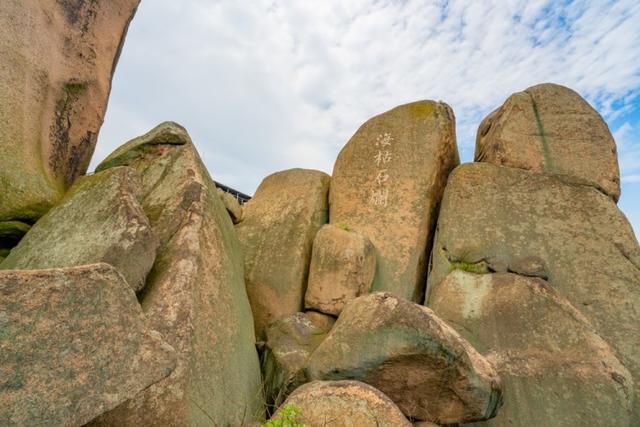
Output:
top-left (236, 168), bottom-right (330, 340)
top-left (0, 264), bottom-right (176, 427)
top-left (0, 167), bottom-right (158, 292)
top-left (330, 101), bottom-right (459, 302)
top-left (305, 292), bottom-right (503, 424)
top-left (304, 310), bottom-right (336, 331)
top-left (262, 313), bottom-right (332, 408)
top-left (0, 0), bottom-right (140, 234)
top-left (429, 270), bottom-right (636, 426)
top-left (272, 380), bottom-right (412, 427)
top-left (305, 224), bottom-right (376, 315)
top-left (89, 122), bottom-right (264, 426)
top-left (217, 188), bottom-right (244, 223)
top-left (426, 162), bottom-right (640, 418)
top-left (475, 83), bottom-right (620, 200)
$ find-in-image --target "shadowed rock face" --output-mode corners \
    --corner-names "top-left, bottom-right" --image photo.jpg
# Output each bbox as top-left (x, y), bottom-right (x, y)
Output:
top-left (426, 162), bottom-right (640, 420)
top-left (236, 168), bottom-right (330, 341)
top-left (273, 380), bottom-right (412, 427)
top-left (88, 122), bottom-right (264, 426)
top-left (475, 83), bottom-right (621, 201)
top-left (330, 101), bottom-right (459, 303)
top-left (0, 264), bottom-right (176, 427)
top-left (0, 167), bottom-right (158, 291)
top-left (0, 0), bottom-right (140, 238)
top-left (305, 292), bottom-right (503, 424)
top-left (429, 270), bottom-right (636, 427)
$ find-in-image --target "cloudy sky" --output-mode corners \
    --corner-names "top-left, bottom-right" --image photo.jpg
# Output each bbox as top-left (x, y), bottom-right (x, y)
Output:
top-left (94, 0), bottom-right (640, 237)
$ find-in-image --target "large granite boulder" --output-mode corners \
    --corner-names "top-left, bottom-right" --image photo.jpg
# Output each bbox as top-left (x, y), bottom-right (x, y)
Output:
top-left (305, 292), bottom-right (503, 424)
top-left (0, 167), bottom-right (158, 291)
top-left (236, 168), bottom-right (330, 340)
top-left (426, 162), bottom-right (640, 418)
top-left (272, 380), bottom-right (412, 427)
top-left (89, 122), bottom-right (264, 426)
top-left (429, 270), bottom-right (636, 426)
top-left (305, 224), bottom-right (376, 315)
top-left (0, 0), bottom-right (140, 238)
top-left (330, 101), bottom-right (459, 302)
top-left (475, 83), bottom-right (620, 200)
top-left (262, 313), bottom-right (332, 409)
top-left (0, 264), bottom-right (176, 427)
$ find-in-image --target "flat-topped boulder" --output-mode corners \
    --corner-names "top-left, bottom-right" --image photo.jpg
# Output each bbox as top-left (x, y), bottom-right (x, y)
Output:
top-left (0, 0), bottom-right (140, 233)
top-left (429, 270), bottom-right (636, 426)
top-left (305, 292), bottom-right (503, 424)
top-left (330, 101), bottom-right (459, 302)
top-left (272, 381), bottom-right (412, 427)
top-left (0, 264), bottom-right (176, 427)
top-left (89, 123), bottom-right (264, 426)
top-left (475, 83), bottom-right (620, 200)
top-left (1, 167), bottom-right (158, 292)
top-left (427, 162), bottom-right (640, 419)
top-left (236, 168), bottom-right (330, 340)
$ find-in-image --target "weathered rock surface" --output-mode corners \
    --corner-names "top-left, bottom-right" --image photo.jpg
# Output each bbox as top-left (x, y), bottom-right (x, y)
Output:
top-left (0, 167), bottom-right (158, 291)
top-left (217, 188), bottom-right (244, 224)
top-left (305, 224), bottom-right (376, 315)
top-left (89, 122), bottom-right (264, 426)
top-left (426, 162), bottom-right (640, 418)
top-left (330, 101), bottom-right (459, 302)
top-left (304, 310), bottom-right (336, 331)
top-left (237, 168), bottom-right (330, 340)
top-left (273, 380), bottom-right (412, 427)
top-left (0, 264), bottom-right (176, 427)
top-left (262, 313), bottom-right (332, 408)
top-left (305, 292), bottom-right (503, 424)
top-left (0, 0), bottom-right (140, 235)
top-left (429, 270), bottom-right (636, 426)
top-left (475, 83), bottom-right (620, 200)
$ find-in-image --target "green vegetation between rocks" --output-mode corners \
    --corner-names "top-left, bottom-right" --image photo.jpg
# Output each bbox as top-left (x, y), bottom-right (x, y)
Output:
top-left (263, 404), bottom-right (305, 427)
top-left (449, 260), bottom-right (490, 274)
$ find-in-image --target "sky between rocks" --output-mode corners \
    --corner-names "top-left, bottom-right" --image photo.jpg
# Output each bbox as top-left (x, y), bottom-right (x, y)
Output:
top-left (93, 0), bottom-right (640, 238)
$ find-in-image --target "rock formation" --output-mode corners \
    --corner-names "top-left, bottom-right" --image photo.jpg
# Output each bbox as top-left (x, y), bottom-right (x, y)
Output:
top-left (305, 224), bottom-right (376, 315)
top-left (0, 264), bottom-right (176, 426)
top-left (0, 166), bottom-right (158, 291)
top-left (88, 122), bottom-right (264, 426)
top-left (272, 380), bottom-right (412, 427)
top-left (330, 101), bottom-right (459, 302)
top-left (236, 168), bottom-right (330, 340)
top-left (0, 0), bottom-right (140, 248)
top-left (429, 270), bottom-right (636, 426)
top-left (305, 292), bottom-right (503, 424)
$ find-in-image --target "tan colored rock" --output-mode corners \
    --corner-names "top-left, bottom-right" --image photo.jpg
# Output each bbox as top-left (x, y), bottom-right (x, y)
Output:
top-left (475, 83), bottom-right (620, 200)
top-left (426, 162), bottom-right (640, 419)
top-left (0, 0), bottom-right (140, 232)
top-left (0, 167), bottom-right (158, 291)
top-left (304, 310), bottom-right (336, 331)
top-left (236, 168), bottom-right (330, 340)
top-left (89, 123), bottom-right (264, 426)
top-left (262, 313), bottom-right (331, 408)
top-left (429, 270), bottom-right (636, 426)
top-left (305, 292), bottom-right (503, 424)
top-left (305, 224), bottom-right (376, 315)
top-left (330, 101), bottom-right (459, 302)
top-left (217, 188), bottom-right (244, 224)
top-left (0, 264), bottom-right (176, 427)
top-left (272, 380), bottom-right (412, 427)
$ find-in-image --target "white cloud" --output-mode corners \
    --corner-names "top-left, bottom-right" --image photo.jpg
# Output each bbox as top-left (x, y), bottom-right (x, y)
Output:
top-left (95, 0), bottom-right (640, 199)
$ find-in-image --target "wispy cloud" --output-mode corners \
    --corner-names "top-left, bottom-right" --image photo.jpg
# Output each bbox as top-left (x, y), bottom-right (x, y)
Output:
top-left (96, 0), bottom-right (640, 198)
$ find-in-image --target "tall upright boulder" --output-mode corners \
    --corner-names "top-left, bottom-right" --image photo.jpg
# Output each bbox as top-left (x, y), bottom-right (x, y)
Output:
top-left (236, 169), bottom-right (330, 340)
top-left (426, 163), bottom-right (640, 419)
top-left (429, 270), bottom-right (636, 426)
top-left (475, 83), bottom-right (620, 200)
top-left (0, 264), bottom-right (176, 427)
top-left (330, 101), bottom-right (459, 302)
top-left (89, 122), bottom-right (264, 426)
top-left (0, 0), bottom-right (140, 239)
top-left (0, 167), bottom-right (158, 291)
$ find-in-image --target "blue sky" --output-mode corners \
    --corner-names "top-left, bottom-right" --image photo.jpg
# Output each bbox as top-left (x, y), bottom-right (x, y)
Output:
top-left (94, 0), bottom-right (640, 238)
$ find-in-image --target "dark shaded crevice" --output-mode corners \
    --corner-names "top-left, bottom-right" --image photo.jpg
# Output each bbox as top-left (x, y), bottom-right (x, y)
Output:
top-left (527, 91), bottom-right (555, 173)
